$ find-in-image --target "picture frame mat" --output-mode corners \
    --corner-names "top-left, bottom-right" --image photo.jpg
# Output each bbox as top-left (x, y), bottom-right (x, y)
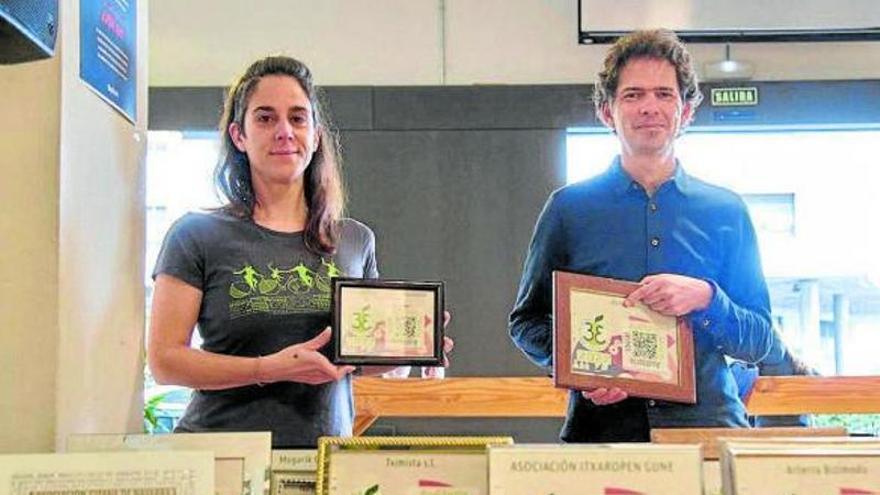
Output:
top-left (568, 287), bottom-right (679, 383)
top-left (339, 286), bottom-right (436, 358)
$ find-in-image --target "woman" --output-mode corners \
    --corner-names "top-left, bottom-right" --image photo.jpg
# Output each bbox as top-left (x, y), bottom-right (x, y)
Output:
top-left (148, 56), bottom-right (448, 447)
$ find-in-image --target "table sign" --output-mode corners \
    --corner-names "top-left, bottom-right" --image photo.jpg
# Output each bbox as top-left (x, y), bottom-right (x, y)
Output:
top-left (652, 427), bottom-right (849, 495)
top-left (488, 443), bottom-right (703, 494)
top-left (721, 441), bottom-right (880, 495)
top-left (553, 271), bottom-right (695, 403)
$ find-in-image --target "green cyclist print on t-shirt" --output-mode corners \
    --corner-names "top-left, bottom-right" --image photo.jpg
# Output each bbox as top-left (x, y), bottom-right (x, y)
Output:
top-left (228, 258), bottom-right (342, 318)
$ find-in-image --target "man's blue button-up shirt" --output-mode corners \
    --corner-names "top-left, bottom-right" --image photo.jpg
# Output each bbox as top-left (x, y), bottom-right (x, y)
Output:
top-left (509, 157), bottom-right (777, 433)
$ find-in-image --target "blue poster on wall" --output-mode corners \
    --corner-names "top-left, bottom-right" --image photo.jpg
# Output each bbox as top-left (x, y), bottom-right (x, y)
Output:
top-left (79, 0), bottom-right (137, 123)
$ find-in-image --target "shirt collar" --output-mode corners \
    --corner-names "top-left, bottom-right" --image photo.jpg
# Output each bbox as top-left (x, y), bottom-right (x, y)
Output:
top-left (606, 155), bottom-right (691, 196)
top-left (670, 160), bottom-right (690, 194)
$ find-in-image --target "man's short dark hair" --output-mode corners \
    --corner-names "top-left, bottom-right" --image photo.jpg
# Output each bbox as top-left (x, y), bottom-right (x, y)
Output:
top-left (593, 29), bottom-right (703, 116)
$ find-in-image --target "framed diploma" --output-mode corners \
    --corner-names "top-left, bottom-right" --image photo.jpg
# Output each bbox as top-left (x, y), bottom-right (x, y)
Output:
top-left (552, 271), bottom-right (696, 403)
top-left (316, 436), bottom-right (513, 495)
top-left (0, 451), bottom-right (214, 495)
top-left (67, 431), bottom-right (272, 495)
top-left (331, 278), bottom-right (444, 366)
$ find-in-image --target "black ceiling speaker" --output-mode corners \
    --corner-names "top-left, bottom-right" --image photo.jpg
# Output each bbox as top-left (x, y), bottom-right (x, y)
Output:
top-left (0, 0), bottom-right (58, 64)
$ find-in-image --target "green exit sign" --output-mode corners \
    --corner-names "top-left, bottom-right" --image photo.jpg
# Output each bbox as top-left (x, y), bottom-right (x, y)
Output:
top-left (711, 87), bottom-right (759, 106)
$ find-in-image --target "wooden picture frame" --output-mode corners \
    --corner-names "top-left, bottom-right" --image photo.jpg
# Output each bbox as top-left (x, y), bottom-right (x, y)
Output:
top-left (316, 436), bottom-right (513, 495)
top-left (553, 271), bottom-right (696, 403)
top-left (331, 278), bottom-right (444, 366)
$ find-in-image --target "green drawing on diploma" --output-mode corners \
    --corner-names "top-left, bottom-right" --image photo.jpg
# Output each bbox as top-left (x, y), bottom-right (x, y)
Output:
top-left (582, 314), bottom-right (606, 350)
top-left (573, 314), bottom-right (613, 372)
top-left (352, 306), bottom-right (374, 336)
top-left (347, 305), bottom-right (376, 352)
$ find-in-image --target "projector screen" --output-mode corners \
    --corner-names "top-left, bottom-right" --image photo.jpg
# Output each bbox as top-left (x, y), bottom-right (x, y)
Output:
top-left (578, 0), bottom-right (880, 43)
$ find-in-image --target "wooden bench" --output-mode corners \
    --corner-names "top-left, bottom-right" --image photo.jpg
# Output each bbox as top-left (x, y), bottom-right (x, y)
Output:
top-left (352, 376), bottom-right (880, 435)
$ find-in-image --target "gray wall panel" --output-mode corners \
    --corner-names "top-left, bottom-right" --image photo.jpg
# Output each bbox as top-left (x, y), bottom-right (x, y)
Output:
top-left (342, 129), bottom-right (565, 377)
top-left (372, 86), bottom-right (597, 130)
top-left (149, 87), bottom-right (226, 131)
top-left (321, 87), bottom-right (373, 130)
top-left (149, 86), bottom-right (375, 132)
top-left (696, 80), bottom-right (880, 127)
top-left (150, 81), bottom-right (880, 132)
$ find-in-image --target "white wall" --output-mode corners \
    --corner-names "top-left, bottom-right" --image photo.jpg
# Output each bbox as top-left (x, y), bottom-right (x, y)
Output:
top-left (0, 56), bottom-right (61, 453)
top-left (149, 0), bottom-right (880, 87)
top-left (0, 0), bottom-right (148, 452)
top-left (55, 0), bottom-right (149, 449)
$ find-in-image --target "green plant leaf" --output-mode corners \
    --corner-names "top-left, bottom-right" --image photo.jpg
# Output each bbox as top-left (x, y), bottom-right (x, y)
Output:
top-left (143, 391), bottom-right (170, 433)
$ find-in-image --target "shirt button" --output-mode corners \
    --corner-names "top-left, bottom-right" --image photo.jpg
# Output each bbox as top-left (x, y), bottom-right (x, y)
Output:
top-left (648, 400), bottom-right (656, 407)
top-left (650, 237), bottom-right (660, 247)
top-left (649, 203), bottom-right (658, 212)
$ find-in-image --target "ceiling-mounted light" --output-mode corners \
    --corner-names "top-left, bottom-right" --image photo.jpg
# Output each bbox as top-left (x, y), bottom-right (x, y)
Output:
top-left (703, 44), bottom-right (755, 81)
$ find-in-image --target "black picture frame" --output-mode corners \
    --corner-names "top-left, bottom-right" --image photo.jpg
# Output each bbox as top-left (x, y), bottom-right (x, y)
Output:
top-left (331, 278), bottom-right (444, 366)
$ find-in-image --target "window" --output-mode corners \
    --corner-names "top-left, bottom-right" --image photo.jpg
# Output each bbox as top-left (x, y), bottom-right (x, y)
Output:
top-left (566, 128), bottom-right (880, 376)
top-left (144, 131), bottom-right (221, 433)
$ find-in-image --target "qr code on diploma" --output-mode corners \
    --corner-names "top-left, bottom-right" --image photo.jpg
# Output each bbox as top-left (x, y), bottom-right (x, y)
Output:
top-left (628, 330), bottom-right (659, 360)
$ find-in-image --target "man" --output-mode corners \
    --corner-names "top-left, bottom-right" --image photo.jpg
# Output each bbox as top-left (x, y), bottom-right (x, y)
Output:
top-left (509, 29), bottom-right (778, 442)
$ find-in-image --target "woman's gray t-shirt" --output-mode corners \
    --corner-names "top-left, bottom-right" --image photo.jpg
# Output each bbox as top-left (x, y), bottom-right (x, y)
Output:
top-left (152, 211), bottom-right (378, 447)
